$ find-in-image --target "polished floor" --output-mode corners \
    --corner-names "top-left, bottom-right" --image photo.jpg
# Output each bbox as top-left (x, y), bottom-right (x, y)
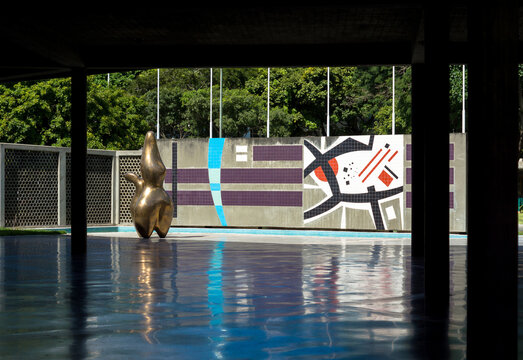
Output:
top-left (0, 231), bottom-right (515, 359)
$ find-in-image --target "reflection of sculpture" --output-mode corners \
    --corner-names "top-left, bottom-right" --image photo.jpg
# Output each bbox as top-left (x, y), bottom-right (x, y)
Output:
top-left (125, 131), bottom-right (174, 238)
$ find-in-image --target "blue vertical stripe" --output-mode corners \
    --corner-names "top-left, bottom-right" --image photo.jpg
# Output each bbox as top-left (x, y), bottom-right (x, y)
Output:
top-left (172, 142), bottom-right (177, 218)
top-left (208, 138), bottom-right (225, 168)
top-left (215, 206), bottom-right (227, 226)
top-left (208, 138), bottom-right (227, 226)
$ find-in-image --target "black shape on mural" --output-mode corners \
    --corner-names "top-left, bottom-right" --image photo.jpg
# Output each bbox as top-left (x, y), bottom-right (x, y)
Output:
top-left (304, 136), bottom-right (403, 230)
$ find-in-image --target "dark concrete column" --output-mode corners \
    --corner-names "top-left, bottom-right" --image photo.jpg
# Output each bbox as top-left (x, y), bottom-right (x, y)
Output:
top-left (467, 3), bottom-right (518, 358)
top-left (408, 65), bottom-right (428, 354)
top-left (410, 63), bottom-right (426, 259)
top-left (423, 6), bottom-right (450, 320)
top-left (70, 68), bottom-right (87, 255)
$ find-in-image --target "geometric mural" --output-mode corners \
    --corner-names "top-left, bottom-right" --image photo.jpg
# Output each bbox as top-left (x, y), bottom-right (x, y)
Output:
top-left (168, 134), bottom-right (466, 232)
top-left (303, 135), bottom-right (404, 230)
top-left (173, 138), bottom-right (303, 227)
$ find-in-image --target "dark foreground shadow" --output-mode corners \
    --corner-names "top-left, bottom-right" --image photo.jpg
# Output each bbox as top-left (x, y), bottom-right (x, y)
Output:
top-left (409, 255), bottom-right (450, 360)
top-left (69, 252), bottom-right (88, 360)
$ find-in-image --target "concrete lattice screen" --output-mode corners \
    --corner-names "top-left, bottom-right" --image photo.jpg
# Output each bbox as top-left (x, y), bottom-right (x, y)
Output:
top-left (0, 144), bottom-right (120, 228)
top-left (117, 154), bottom-right (141, 224)
top-left (65, 153), bottom-right (113, 225)
top-left (3, 148), bottom-right (59, 227)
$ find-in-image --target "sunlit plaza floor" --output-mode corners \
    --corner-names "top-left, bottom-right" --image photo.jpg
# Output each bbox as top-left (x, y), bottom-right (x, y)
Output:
top-left (0, 228), bottom-right (520, 359)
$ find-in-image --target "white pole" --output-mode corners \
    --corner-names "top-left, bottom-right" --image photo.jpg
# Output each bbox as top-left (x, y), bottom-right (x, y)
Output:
top-left (219, 68), bottom-right (223, 138)
top-left (392, 66), bottom-right (395, 135)
top-left (210, 68), bottom-right (213, 138)
top-left (107, 73), bottom-right (110, 86)
top-left (267, 68), bottom-right (270, 138)
top-left (462, 64), bottom-right (466, 133)
top-left (157, 69), bottom-right (160, 139)
top-left (327, 67), bottom-right (330, 137)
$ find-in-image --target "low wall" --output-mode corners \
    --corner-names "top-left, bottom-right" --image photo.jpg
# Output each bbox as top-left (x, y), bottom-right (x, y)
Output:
top-left (159, 134), bottom-right (467, 232)
top-left (0, 134), bottom-right (466, 232)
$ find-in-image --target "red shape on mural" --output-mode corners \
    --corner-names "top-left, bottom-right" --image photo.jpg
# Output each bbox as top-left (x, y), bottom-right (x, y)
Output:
top-left (378, 170), bottom-right (394, 187)
top-left (314, 158), bottom-right (339, 182)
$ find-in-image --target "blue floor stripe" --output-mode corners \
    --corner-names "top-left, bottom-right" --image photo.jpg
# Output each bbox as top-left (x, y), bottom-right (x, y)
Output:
top-left (50, 225), bottom-right (470, 239)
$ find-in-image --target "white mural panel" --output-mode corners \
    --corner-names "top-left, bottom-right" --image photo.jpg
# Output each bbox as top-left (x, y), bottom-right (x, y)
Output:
top-left (303, 135), bottom-right (404, 230)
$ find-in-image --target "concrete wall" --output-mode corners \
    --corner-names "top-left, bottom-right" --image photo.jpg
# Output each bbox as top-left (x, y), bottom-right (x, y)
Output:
top-left (0, 134), bottom-right (466, 232)
top-left (160, 134), bottom-right (467, 233)
top-left (402, 134), bottom-right (467, 233)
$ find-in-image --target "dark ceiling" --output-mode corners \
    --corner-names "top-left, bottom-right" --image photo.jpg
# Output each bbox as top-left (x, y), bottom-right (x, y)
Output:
top-left (0, 3), bottom-right (520, 82)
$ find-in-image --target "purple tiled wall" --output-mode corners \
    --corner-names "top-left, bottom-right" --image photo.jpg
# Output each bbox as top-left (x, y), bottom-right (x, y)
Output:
top-left (222, 191), bottom-right (302, 206)
top-left (177, 168), bottom-right (302, 184)
top-left (174, 190), bottom-right (302, 207)
top-left (220, 168), bottom-right (302, 183)
top-left (253, 145), bottom-right (302, 161)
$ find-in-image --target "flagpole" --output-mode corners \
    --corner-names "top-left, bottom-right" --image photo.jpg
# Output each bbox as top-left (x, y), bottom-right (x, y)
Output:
top-left (157, 69), bottom-right (160, 139)
top-left (462, 64), bottom-right (466, 133)
top-left (267, 68), bottom-right (270, 138)
top-left (327, 67), bottom-right (330, 137)
top-left (210, 68), bottom-right (213, 138)
top-left (392, 66), bottom-right (395, 135)
top-left (219, 68), bottom-right (223, 138)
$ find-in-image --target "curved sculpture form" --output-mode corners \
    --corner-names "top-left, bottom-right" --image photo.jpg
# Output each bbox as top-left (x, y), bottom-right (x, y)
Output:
top-left (125, 131), bottom-right (174, 238)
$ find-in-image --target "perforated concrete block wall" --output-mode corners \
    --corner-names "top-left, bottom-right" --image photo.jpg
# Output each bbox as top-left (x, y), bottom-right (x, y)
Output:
top-left (66, 153), bottom-right (113, 225)
top-left (1, 144), bottom-right (115, 228)
top-left (4, 149), bottom-right (59, 227)
top-left (118, 155), bottom-right (141, 224)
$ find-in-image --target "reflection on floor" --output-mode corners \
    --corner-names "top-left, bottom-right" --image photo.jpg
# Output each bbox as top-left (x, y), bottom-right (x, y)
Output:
top-left (0, 233), bottom-right (511, 359)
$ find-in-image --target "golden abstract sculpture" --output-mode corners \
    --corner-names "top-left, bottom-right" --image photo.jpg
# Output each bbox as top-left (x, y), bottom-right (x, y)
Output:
top-left (125, 131), bottom-right (174, 238)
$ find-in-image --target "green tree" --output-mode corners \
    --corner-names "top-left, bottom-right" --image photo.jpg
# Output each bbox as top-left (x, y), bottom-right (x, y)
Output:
top-left (248, 67), bottom-right (355, 137)
top-left (449, 65), bottom-right (467, 133)
top-left (91, 71), bottom-right (143, 89)
top-left (142, 87), bottom-right (185, 139)
top-left (217, 87), bottom-right (294, 138)
top-left (349, 66), bottom-right (411, 135)
top-left (220, 88), bottom-right (266, 137)
top-left (0, 77), bottom-right (150, 150)
top-left (86, 82), bottom-right (150, 149)
top-left (130, 68), bottom-right (212, 139)
top-left (0, 78), bottom-right (71, 145)
top-left (9, 65), bottom-right (486, 148)
top-left (180, 88), bottom-right (211, 138)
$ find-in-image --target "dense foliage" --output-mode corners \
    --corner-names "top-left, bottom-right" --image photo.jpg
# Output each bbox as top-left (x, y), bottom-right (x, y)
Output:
top-left (0, 66), bottom-right (473, 150)
top-left (0, 77), bottom-right (149, 150)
